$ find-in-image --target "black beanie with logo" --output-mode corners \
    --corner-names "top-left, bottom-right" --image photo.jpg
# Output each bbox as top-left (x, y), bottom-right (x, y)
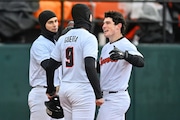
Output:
top-left (72, 4), bottom-right (92, 32)
top-left (38, 10), bottom-right (57, 41)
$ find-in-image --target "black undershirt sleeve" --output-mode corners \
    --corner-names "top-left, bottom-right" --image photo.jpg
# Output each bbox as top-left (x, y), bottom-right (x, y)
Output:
top-left (85, 57), bottom-right (102, 99)
top-left (41, 59), bottom-right (61, 70)
top-left (41, 59), bottom-right (50, 70)
top-left (96, 61), bottom-right (100, 73)
top-left (125, 53), bottom-right (144, 67)
top-left (42, 58), bottom-right (61, 95)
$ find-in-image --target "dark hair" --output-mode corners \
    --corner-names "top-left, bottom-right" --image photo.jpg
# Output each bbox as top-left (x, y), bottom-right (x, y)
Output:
top-left (104, 11), bottom-right (126, 36)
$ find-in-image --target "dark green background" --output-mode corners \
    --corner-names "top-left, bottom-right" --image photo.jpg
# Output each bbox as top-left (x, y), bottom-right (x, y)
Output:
top-left (0, 44), bottom-right (180, 120)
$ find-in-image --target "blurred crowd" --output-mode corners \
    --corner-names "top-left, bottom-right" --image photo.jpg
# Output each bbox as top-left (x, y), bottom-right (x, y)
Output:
top-left (0, 1), bottom-right (179, 45)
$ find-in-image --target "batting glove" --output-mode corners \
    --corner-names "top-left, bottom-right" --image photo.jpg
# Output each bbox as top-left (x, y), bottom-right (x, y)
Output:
top-left (109, 46), bottom-right (128, 60)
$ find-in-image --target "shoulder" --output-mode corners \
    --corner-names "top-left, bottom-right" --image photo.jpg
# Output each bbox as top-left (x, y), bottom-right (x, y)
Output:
top-left (75, 29), bottom-right (97, 42)
top-left (79, 29), bottom-right (96, 37)
top-left (121, 38), bottom-right (143, 56)
top-left (120, 37), bottom-right (137, 48)
top-left (84, 30), bottom-right (97, 41)
top-left (31, 35), bottom-right (54, 50)
top-left (32, 35), bottom-right (48, 44)
top-left (101, 42), bottom-right (110, 52)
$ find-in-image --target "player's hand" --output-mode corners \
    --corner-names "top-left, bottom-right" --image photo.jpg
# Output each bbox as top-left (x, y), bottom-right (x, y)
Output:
top-left (46, 93), bottom-right (57, 100)
top-left (96, 98), bottom-right (104, 106)
top-left (109, 46), bottom-right (128, 60)
top-left (46, 87), bottom-right (56, 99)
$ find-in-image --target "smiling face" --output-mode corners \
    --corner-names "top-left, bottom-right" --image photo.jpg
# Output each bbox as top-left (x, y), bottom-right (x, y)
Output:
top-left (45, 17), bottom-right (59, 33)
top-left (102, 17), bottom-right (122, 43)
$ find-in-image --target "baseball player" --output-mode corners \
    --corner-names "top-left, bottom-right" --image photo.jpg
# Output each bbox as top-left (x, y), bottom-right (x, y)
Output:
top-left (96, 11), bottom-right (144, 120)
top-left (45, 4), bottom-right (104, 120)
top-left (28, 10), bottom-right (64, 120)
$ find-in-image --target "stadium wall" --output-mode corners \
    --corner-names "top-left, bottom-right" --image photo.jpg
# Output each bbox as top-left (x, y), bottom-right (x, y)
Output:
top-left (0, 44), bottom-right (179, 120)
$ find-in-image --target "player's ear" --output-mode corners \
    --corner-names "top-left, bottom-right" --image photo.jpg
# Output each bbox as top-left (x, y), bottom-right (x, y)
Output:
top-left (117, 23), bottom-right (122, 29)
top-left (115, 23), bottom-right (122, 31)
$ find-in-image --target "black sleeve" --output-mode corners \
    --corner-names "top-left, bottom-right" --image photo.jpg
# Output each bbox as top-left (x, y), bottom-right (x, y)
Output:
top-left (41, 59), bottom-right (50, 70)
top-left (41, 59), bottom-right (61, 70)
top-left (96, 61), bottom-right (100, 73)
top-left (125, 53), bottom-right (144, 67)
top-left (85, 57), bottom-right (102, 99)
top-left (45, 58), bottom-right (62, 95)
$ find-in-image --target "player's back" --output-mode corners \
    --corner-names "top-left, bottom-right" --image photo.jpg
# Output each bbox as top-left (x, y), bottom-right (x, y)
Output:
top-left (52, 28), bottom-right (98, 83)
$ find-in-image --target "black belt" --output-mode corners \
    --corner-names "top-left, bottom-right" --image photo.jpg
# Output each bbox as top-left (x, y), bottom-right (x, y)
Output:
top-left (109, 91), bottom-right (119, 93)
top-left (32, 86), bottom-right (47, 88)
top-left (102, 89), bottom-right (128, 94)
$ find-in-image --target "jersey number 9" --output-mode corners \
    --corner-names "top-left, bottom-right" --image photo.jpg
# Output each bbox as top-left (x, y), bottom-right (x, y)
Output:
top-left (66, 47), bottom-right (74, 67)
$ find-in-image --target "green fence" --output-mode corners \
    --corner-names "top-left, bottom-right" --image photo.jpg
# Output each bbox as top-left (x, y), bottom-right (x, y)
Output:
top-left (0, 44), bottom-right (31, 120)
top-left (128, 44), bottom-right (180, 120)
top-left (0, 44), bottom-right (180, 120)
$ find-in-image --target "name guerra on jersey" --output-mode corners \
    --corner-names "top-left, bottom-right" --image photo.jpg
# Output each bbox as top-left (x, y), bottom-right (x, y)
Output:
top-left (64, 36), bottom-right (78, 43)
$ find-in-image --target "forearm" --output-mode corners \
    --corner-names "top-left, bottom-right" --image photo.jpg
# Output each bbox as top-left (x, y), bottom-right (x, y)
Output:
top-left (45, 58), bottom-right (62, 95)
top-left (85, 57), bottom-right (102, 99)
top-left (96, 61), bottom-right (100, 73)
top-left (46, 68), bottom-right (56, 95)
top-left (125, 53), bottom-right (144, 67)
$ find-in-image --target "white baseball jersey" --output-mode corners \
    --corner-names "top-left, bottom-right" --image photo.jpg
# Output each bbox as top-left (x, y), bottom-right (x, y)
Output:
top-left (51, 28), bottom-right (98, 83)
top-left (28, 35), bottom-right (63, 120)
top-left (51, 28), bottom-right (98, 120)
top-left (99, 37), bottom-right (143, 91)
top-left (29, 35), bottom-right (61, 87)
top-left (97, 37), bottom-right (143, 120)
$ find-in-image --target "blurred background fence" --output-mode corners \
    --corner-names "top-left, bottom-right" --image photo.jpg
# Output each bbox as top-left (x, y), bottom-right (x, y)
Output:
top-left (0, 44), bottom-right (180, 120)
top-left (0, 0), bottom-right (180, 44)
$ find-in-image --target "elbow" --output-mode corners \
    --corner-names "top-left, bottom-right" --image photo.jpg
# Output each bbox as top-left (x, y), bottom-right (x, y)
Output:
top-left (126, 55), bottom-right (145, 67)
top-left (137, 61), bottom-right (144, 67)
top-left (136, 57), bottom-right (144, 67)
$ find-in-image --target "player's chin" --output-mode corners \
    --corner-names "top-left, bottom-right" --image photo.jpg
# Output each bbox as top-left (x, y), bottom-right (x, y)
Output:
top-left (51, 29), bottom-right (58, 33)
top-left (103, 34), bottom-right (109, 38)
top-left (103, 32), bottom-right (109, 37)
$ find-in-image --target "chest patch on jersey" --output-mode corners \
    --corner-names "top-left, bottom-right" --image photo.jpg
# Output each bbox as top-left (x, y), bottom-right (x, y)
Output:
top-left (100, 57), bottom-right (118, 66)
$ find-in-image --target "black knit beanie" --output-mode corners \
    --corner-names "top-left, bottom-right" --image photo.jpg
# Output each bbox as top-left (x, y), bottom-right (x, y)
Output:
top-left (38, 10), bottom-right (57, 41)
top-left (72, 4), bottom-right (92, 31)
